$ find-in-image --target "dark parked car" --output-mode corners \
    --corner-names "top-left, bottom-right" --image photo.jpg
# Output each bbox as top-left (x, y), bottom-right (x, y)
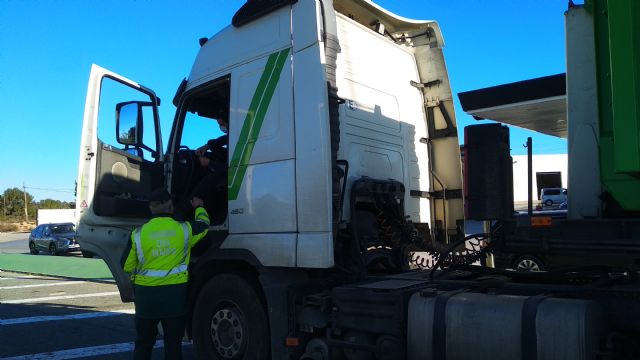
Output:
top-left (494, 250), bottom-right (640, 273)
top-left (494, 252), bottom-right (546, 272)
top-left (29, 223), bottom-right (81, 255)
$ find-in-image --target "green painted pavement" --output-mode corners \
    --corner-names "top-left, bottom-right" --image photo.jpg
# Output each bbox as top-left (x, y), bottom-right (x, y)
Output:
top-left (0, 253), bottom-right (113, 279)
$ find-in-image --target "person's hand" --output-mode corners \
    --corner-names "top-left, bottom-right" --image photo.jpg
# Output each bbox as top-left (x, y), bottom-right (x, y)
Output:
top-left (195, 144), bottom-right (208, 156)
top-left (191, 197), bottom-right (204, 208)
top-left (198, 156), bottom-right (210, 168)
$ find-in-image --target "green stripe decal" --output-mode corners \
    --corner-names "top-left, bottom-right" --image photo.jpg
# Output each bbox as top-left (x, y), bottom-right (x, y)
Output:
top-left (228, 48), bottom-right (291, 200)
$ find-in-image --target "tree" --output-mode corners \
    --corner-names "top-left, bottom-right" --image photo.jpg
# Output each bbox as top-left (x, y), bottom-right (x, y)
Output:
top-left (2, 188), bottom-right (35, 220)
top-left (0, 194), bottom-right (5, 220)
top-left (1, 188), bottom-right (75, 222)
top-left (36, 199), bottom-right (75, 209)
top-left (38, 198), bottom-right (65, 209)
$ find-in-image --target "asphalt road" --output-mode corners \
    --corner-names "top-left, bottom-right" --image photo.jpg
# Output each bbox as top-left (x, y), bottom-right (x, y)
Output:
top-left (0, 234), bottom-right (197, 359)
top-left (0, 233), bottom-right (29, 254)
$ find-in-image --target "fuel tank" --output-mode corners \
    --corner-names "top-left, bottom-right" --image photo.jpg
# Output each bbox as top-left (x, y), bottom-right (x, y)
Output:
top-left (407, 290), bottom-right (603, 360)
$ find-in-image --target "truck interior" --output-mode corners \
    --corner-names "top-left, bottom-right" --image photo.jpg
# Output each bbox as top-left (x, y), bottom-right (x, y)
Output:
top-left (171, 77), bottom-right (230, 226)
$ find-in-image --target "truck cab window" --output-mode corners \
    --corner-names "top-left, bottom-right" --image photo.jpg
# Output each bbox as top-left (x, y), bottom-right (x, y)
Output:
top-left (173, 78), bottom-right (230, 225)
top-left (97, 77), bottom-right (158, 160)
top-left (92, 76), bottom-right (164, 218)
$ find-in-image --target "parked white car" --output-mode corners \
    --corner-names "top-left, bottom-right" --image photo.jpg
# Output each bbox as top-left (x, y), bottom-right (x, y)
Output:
top-left (540, 188), bottom-right (567, 207)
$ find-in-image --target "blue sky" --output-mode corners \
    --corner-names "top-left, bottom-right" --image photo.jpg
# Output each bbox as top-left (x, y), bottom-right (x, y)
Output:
top-left (0, 0), bottom-right (570, 202)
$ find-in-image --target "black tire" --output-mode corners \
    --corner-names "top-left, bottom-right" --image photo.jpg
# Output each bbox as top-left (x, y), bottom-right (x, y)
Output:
top-left (29, 241), bottom-right (39, 255)
top-left (49, 243), bottom-right (58, 256)
top-left (81, 250), bottom-right (94, 258)
top-left (513, 255), bottom-right (545, 272)
top-left (192, 273), bottom-right (270, 360)
top-left (544, 199), bottom-right (553, 207)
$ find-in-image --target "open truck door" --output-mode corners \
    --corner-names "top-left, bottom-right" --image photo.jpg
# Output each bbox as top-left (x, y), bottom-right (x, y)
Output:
top-left (75, 64), bottom-right (163, 301)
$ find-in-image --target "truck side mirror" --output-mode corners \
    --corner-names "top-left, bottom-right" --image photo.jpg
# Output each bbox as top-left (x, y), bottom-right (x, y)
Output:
top-left (116, 101), bottom-right (145, 146)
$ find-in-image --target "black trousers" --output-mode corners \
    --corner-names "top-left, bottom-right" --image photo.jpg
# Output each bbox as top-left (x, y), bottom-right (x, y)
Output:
top-left (193, 171), bottom-right (226, 199)
top-left (134, 315), bottom-right (185, 360)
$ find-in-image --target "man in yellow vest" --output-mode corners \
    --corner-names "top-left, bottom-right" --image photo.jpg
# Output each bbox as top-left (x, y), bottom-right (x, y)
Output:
top-left (123, 188), bottom-right (209, 359)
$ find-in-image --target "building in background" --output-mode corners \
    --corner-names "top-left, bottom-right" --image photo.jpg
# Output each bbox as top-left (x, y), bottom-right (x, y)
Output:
top-left (37, 209), bottom-right (76, 225)
top-left (512, 154), bottom-right (567, 210)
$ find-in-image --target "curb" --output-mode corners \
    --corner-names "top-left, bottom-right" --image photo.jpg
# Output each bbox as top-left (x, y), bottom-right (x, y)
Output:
top-left (0, 268), bottom-right (115, 284)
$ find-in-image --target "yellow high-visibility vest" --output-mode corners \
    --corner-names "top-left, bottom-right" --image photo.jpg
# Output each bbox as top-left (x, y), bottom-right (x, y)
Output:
top-left (124, 207), bottom-right (209, 286)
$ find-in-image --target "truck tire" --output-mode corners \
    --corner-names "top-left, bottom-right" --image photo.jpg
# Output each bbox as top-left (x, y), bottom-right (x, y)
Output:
top-left (192, 273), bottom-right (270, 360)
top-left (544, 199), bottom-right (553, 207)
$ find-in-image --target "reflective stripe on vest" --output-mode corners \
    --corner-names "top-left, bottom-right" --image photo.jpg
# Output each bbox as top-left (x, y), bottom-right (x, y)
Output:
top-left (196, 209), bottom-right (209, 224)
top-left (134, 222), bottom-right (190, 278)
top-left (134, 228), bottom-right (145, 264)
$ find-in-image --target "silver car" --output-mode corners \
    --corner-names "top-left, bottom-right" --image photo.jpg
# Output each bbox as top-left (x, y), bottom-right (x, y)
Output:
top-left (28, 223), bottom-right (81, 255)
top-left (540, 187), bottom-right (567, 207)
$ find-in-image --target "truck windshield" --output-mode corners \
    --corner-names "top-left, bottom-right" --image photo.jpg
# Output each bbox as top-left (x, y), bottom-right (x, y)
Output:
top-left (179, 78), bottom-right (230, 150)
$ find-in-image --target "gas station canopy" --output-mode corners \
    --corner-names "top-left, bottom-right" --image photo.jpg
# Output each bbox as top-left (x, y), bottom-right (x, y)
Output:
top-left (457, 73), bottom-right (567, 138)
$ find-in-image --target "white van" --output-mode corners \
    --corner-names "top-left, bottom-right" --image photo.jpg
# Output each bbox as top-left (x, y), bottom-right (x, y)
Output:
top-left (540, 187), bottom-right (567, 207)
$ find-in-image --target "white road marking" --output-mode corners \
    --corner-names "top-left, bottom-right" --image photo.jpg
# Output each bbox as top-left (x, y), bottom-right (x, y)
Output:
top-left (0, 308), bottom-right (135, 325)
top-left (0, 275), bottom-right (38, 280)
top-left (2, 291), bottom-right (120, 304)
top-left (0, 281), bottom-right (84, 290)
top-left (0, 340), bottom-right (192, 360)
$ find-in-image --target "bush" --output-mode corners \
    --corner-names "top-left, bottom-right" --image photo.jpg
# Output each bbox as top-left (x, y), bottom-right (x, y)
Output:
top-left (0, 223), bottom-right (19, 232)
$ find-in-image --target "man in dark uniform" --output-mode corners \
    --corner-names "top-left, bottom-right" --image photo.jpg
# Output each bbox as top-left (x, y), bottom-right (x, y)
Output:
top-left (123, 188), bottom-right (209, 359)
top-left (192, 117), bottom-right (228, 223)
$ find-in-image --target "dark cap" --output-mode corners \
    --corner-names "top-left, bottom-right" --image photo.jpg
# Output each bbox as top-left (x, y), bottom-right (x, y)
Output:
top-left (149, 188), bottom-right (171, 202)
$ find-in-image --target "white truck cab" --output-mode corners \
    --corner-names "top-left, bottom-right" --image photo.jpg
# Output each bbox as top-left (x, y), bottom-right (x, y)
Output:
top-left (75, 0), bottom-right (464, 357)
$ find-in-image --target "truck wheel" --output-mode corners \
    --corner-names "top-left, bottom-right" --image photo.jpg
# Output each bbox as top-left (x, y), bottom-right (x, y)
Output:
top-left (513, 255), bottom-right (544, 272)
top-left (192, 273), bottom-right (270, 360)
top-left (29, 242), bottom-right (39, 255)
top-left (49, 243), bottom-right (59, 256)
top-left (544, 199), bottom-right (553, 207)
